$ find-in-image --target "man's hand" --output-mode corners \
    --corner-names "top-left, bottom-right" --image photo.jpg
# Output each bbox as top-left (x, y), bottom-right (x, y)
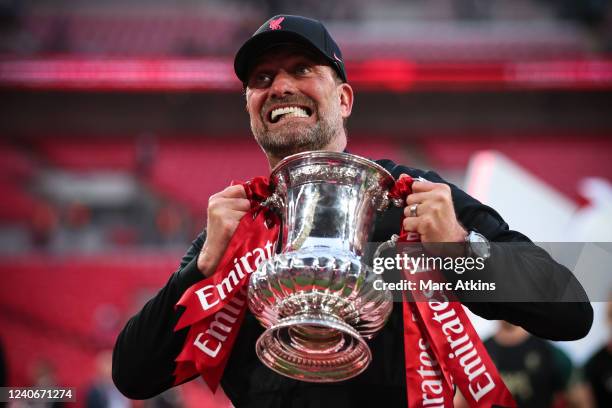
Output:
top-left (401, 175), bottom-right (467, 254)
top-left (197, 184), bottom-right (251, 277)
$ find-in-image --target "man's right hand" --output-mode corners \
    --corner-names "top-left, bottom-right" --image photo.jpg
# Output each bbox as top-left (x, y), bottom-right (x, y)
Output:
top-left (197, 184), bottom-right (251, 277)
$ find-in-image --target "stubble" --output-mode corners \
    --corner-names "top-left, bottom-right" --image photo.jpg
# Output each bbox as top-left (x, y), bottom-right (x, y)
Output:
top-left (250, 95), bottom-right (343, 160)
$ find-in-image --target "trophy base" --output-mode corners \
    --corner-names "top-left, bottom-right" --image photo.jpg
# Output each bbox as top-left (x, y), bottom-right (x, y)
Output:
top-left (255, 312), bottom-right (372, 382)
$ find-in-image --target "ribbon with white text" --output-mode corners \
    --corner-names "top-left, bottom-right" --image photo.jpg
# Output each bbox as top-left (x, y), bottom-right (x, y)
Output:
top-left (173, 177), bottom-right (278, 391)
top-left (390, 176), bottom-right (515, 407)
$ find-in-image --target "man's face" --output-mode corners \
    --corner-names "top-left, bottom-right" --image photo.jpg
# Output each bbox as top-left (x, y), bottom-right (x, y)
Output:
top-left (244, 46), bottom-right (353, 160)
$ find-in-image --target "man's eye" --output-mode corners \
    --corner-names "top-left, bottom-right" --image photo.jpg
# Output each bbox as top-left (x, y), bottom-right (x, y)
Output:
top-left (295, 65), bottom-right (311, 75)
top-left (250, 73), bottom-right (272, 87)
top-left (257, 73), bottom-right (272, 82)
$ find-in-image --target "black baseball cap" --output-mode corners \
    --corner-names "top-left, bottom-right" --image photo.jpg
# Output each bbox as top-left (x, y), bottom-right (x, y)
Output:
top-left (234, 15), bottom-right (347, 84)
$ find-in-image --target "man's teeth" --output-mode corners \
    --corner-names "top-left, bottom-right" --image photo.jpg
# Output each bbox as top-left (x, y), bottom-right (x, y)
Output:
top-left (271, 106), bottom-right (309, 122)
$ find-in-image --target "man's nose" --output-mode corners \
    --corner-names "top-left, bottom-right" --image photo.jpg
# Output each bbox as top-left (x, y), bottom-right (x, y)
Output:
top-left (269, 71), bottom-right (296, 98)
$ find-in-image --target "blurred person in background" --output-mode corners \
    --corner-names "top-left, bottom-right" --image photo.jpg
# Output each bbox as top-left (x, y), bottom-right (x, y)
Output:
top-left (140, 389), bottom-right (183, 408)
top-left (0, 338), bottom-right (6, 387)
top-left (453, 322), bottom-right (594, 407)
top-left (482, 322), bottom-right (590, 408)
top-left (135, 134), bottom-right (157, 179)
top-left (29, 202), bottom-right (58, 249)
top-left (584, 292), bottom-right (612, 407)
top-left (155, 204), bottom-right (187, 246)
top-left (85, 350), bottom-right (130, 408)
top-left (52, 200), bottom-right (99, 252)
top-left (112, 15), bottom-right (593, 407)
top-left (9, 359), bottom-right (65, 408)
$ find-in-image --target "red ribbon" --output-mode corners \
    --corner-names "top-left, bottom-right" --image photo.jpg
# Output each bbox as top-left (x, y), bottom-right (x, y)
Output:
top-left (391, 176), bottom-right (516, 407)
top-left (173, 177), bottom-right (279, 391)
top-left (174, 175), bottom-right (515, 407)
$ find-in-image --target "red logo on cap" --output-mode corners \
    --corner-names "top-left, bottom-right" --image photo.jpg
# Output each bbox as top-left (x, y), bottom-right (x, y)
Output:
top-left (269, 17), bottom-right (284, 30)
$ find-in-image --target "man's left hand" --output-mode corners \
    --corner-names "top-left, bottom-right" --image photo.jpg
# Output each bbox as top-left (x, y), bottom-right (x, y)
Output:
top-left (401, 175), bottom-right (467, 245)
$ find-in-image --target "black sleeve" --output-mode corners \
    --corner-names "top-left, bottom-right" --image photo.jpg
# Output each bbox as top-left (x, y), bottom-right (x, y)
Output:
top-left (431, 169), bottom-right (592, 341)
top-left (379, 160), bottom-right (593, 341)
top-left (112, 233), bottom-right (206, 399)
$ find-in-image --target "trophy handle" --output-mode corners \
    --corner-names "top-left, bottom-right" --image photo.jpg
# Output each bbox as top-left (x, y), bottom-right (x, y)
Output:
top-left (261, 193), bottom-right (285, 212)
top-left (375, 175), bottom-right (430, 260)
top-left (373, 233), bottom-right (399, 260)
top-left (389, 196), bottom-right (405, 208)
top-left (373, 181), bottom-right (417, 258)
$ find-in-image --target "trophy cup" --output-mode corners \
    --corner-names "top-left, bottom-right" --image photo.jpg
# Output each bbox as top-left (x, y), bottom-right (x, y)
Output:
top-left (248, 151), bottom-right (397, 382)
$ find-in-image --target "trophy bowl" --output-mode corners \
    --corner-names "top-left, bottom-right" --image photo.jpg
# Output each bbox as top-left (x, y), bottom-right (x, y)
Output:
top-left (248, 151), bottom-right (395, 382)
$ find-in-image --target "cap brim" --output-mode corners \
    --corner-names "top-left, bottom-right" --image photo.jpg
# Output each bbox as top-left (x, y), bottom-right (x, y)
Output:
top-left (234, 30), bottom-right (335, 83)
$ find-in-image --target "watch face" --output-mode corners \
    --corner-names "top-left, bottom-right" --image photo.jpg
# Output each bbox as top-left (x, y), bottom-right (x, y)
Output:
top-left (469, 231), bottom-right (491, 259)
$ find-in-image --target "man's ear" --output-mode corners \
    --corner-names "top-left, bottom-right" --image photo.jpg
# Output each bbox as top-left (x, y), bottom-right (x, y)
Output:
top-left (338, 83), bottom-right (354, 119)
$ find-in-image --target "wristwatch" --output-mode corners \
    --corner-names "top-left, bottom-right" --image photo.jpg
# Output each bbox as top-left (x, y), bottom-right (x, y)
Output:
top-left (465, 230), bottom-right (491, 260)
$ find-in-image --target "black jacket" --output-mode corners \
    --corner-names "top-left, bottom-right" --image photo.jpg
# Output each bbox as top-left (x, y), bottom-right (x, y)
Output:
top-left (112, 160), bottom-right (592, 407)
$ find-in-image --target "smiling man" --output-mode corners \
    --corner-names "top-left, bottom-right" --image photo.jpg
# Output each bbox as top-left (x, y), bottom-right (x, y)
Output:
top-left (112, 15), bottom-right (593, 408)
top-left (243, 45), bottom-right (351, 166)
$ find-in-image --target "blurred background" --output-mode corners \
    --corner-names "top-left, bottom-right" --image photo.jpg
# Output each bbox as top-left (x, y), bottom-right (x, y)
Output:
top-left (1, 0), bottom-right (611, 407)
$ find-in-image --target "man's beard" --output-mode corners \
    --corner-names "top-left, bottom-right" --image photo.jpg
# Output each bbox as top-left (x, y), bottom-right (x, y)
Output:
top-left (251, 97), bottom-right (343, 160)
top-left (253, 118), bottom-right (337, 159)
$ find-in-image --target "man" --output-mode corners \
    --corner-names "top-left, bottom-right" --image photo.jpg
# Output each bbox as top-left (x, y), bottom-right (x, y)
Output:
top-left (483, 323), bottom-right (577, 407)
top-left (584, 292), bottom-right (612, 406)
top-left (112, 15), bottom-right (593, 407)
top-left (454, 323), bottom-right (592, 407)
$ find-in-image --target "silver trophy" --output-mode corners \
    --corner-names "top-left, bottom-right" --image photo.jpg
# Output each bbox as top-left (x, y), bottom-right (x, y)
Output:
top-left (248, 151), bottom-right (399, 382)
